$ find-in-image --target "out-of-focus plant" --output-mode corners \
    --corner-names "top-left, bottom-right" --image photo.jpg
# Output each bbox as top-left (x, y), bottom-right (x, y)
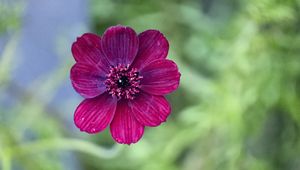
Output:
top-left (1, 0), bottom-right (300, 169)
top-left (0, 0), bottom-right (23, 34)
top-left (86, 0), bottom-right (300, 170)
top-left (0, 1), bottom-right (121, 170)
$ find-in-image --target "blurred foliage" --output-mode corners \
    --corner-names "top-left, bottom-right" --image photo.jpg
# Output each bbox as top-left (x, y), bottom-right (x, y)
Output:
top-left (0, 0), bottom-right (23, 34)
top-left (1, 0), bottom-right (300, 170)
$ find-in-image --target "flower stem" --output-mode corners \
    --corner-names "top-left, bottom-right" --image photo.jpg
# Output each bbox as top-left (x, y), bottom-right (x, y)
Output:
top-left (7, 138), bottom-right (122, 159)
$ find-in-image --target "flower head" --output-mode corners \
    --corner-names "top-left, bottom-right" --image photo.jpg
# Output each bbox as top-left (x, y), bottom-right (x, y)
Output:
top-left (70, 25), bottom-right (180, 144)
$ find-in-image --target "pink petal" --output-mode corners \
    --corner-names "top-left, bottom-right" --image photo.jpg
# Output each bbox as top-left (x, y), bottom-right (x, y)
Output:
top-left (101, 25), bottom-right (139, 66)
top-left (140, 59), bottom-right (181, 95)
top-left (110, 100), bottom-right (144, 144)
top-left (74, 93), bottom-right (117, 134)
top-left (71, 33), bottom-right (110, 72)
top-left (129, 92), bottom-right (171, 127)
top-left (70, 62), bottom-right (106, 98)
top-left (131, 30), bottom-right (169, 70)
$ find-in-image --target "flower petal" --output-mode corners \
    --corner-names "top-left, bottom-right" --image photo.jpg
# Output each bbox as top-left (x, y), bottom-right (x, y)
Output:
top-left (140, 59), bottom-right (181, 95)
top-left (70, 62), bottom-right (106, 98)
top-left (129, 92), bottom-right (171, 127)
top-left (131, 30), bottom-right (169, 70)
top-left (110, 100), bottom-right (144, 144)
top-left (101, 25), bottom-right (139, 66)
top-left (71, 33), bottom-right (110, 72)
top-left (74, 93), bottom-right (117, 134)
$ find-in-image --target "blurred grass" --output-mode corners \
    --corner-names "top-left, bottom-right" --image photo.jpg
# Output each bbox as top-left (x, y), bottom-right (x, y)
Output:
top-left (1, 0), bottom-right (300, 169)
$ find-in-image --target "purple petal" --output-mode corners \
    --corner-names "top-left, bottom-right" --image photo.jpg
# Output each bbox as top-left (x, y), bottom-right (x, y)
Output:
top-left (70, 62), bottom-right (107, 98)
top-left (129, 92), bottom-right (171, 127)
top-left (140, 59), bottom-right (181, 95)
top-left (71, 33), bottom-right (110, 72)
top-left (101, 25), bottom-right (139, 66)
top-left (74, 93), bottom-right (117, 134)
top-left (131, 30), bottom-right (169, 70)
top-left (110, 100), bottom-right (144, 144)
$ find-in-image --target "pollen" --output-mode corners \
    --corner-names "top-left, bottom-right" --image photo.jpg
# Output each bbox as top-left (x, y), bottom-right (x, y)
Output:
top-left (105, 64), bottom-right (142, 100)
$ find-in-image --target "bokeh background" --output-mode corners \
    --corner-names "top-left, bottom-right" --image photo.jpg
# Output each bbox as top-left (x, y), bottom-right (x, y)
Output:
top-left (1, 0), bottom-right (300, 169)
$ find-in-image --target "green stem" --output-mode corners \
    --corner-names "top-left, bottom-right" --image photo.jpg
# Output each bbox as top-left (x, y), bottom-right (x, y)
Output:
top-left (7, 138), bottom-right (122, 159)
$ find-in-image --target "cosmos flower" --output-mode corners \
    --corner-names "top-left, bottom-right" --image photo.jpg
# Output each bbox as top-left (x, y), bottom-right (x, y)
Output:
top-left (70, 25), bottom-right (180, 144)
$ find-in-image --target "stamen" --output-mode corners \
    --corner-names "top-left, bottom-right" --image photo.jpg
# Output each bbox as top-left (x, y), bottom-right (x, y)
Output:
top-left (105, 64), bottom-right (142, 100)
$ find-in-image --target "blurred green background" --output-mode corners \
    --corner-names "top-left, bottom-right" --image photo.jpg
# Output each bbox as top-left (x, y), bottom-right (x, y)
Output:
top-left (1, 0), bottom-right (300, 170)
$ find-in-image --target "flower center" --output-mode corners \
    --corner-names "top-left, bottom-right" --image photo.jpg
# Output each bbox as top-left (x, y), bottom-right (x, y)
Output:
top-left (117, 76), bottom-right (130, 88)
top-left (105, 64), bottom-right (142, 100)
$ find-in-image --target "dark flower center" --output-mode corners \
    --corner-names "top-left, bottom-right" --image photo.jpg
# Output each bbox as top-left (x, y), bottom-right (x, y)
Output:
top-left (105, 64), bottom-right (142, 100)
top-left (117, 76), bottom-right (130, 88)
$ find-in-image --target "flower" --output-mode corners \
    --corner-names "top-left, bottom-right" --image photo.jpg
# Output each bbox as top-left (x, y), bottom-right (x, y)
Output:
top-left (70, 25), bottom-right (180, 144)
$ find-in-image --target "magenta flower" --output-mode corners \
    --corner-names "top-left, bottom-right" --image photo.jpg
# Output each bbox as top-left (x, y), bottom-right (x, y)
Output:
top-left (70, 25), bottom-right (180, 144)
